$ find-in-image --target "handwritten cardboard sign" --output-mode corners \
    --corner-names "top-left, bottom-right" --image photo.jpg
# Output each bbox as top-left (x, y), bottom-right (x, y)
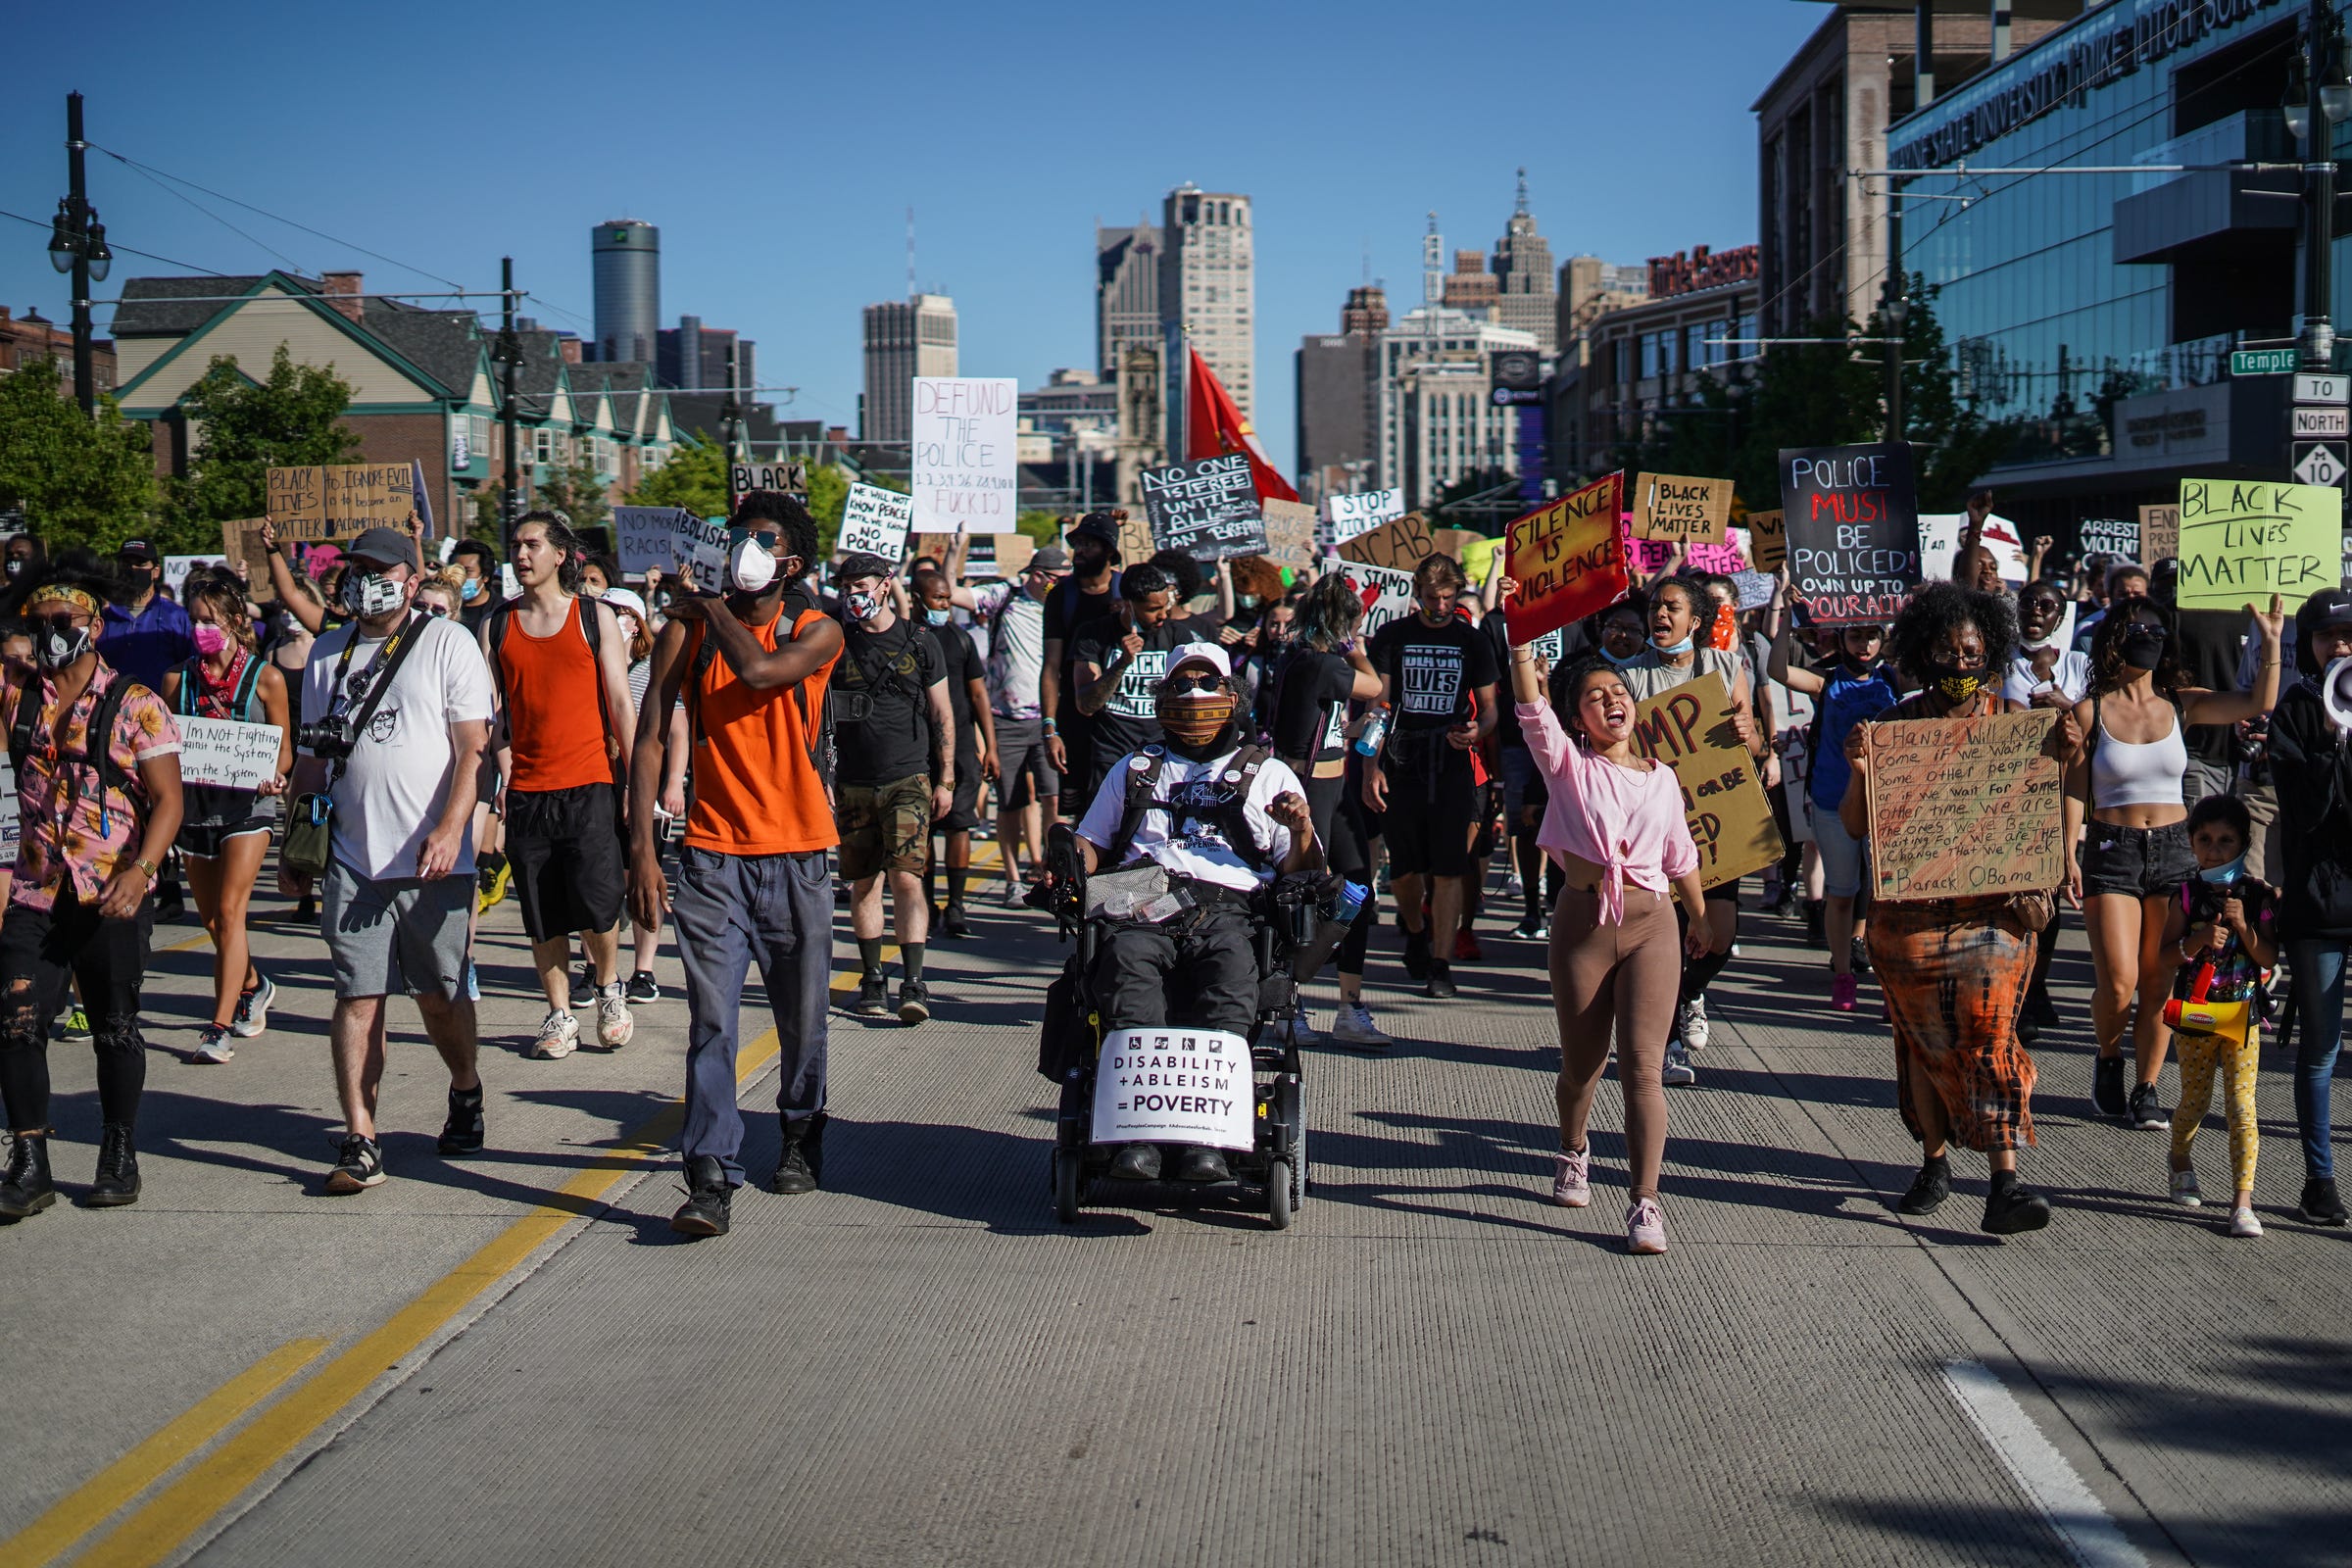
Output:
top-left (1338, 512), bottom-right (1437, 571)
top-left (911, 376), bottom-right (1018, 534)
top-left (1780, 442), bottom-right (1920, 625)
top-left (838, 482), bottom-right (915, 564)
top-left (1330, 559), bottom-right (1416, 635)
top-left (1259, 499), bottom-right (1317, 570)
top-left (1864, 710), bottom-right (2064, 900)
top-left (1747, 509), bottom-right (1786, 571)
top-left (217, 518), bottom-right (270, 583)
top-left (1114, 510), bottom-right (1155, 568)
top-left (1632, 473), bottom-right (1735, 544)
top-left (1502, 471), bottom-right (1628, 647)
top-left (2175, 479), bottom-right (2337, 612)
top-left (1327, 488), bottom-right (1403, 546)
top-left (267, 464), bottom-right (418, 542)
top-left (1140, 454), bottom-right (1266, 562)
top-left (1627, 671), bottom-right (1781, 891)
top-left (678, 514), bottom-right (728, 583)
top-left (164, 555), bottom-right (226, 597)
top-left (728, 460), bottom-right (807, 505)
top-left (1430, 526), bottom-right (1484, 564)
top-left (973, 533), bottom-right (1036, 577)
top-left (2078, 516), bottom-right (2140, 563)
top-left (612, 506), bottom-right (691, 574)
top-left (2138, 503), bottom-right (2180, 562)
top-left (1626, 528), bottom-right (1748, 577)
top-left (176, 716), bottom-right (284, 791)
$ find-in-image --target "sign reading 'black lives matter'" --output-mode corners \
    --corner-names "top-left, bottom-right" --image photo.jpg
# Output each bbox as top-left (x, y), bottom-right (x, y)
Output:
top-left (1779, 442), bottom-right (1920, 625)
top-left (1140, 454), bottom-right (1266, 563)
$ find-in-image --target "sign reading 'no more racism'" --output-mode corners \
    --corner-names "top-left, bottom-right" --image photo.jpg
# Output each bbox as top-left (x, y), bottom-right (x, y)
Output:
top-left (1140, 453), bottom-right (1266, 562)
top-left (1780, 442), bottom-right (1920, 624)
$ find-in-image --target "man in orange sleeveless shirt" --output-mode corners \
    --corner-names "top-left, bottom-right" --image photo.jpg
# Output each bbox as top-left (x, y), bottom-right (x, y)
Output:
top-left (484, 512), bottom-right (637, 1059)
top-left (630, 492), bottom-right (843, 1239)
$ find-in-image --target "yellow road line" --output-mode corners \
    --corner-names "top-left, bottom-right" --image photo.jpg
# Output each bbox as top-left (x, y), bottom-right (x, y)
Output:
top-left (0, 1338), bottom-right (327, 1568)
top-left (68, 1027), bottom-right (785, 1568)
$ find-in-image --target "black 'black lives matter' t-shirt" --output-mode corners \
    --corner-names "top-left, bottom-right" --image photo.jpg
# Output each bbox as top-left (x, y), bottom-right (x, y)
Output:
top-left (1370, 614), bottom-right (1498, 737)
top-left (1270, 647), bottom-right (1356, 779)
top-left (1070, 615), bottom-right (1195, 765)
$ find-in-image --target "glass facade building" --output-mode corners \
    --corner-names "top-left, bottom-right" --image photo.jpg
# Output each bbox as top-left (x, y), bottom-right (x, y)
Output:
top-left (1887, 0), bottom-right (2332, 527)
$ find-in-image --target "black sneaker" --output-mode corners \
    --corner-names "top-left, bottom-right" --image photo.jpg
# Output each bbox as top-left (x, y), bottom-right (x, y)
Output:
top-left (437, 1083), bottom-right (485, 1155)
top-left (2298, 1176), bottom-right (2349, 1226)
top-left (1107, 1143), bottom-right (1162, 1181)
top-left (569, 965), bottom-right (596, 1009)
top-left (1896, 1155), bottom-right (1951, 1216)
top-left (624, 970), bottom-right (660, 1004)
top-left (1170, 1145), bottom-right (1231, 1182)
top-left (1402, 928), bottom-right (1432, 982)
top-left (156, 891), bottom-right (186, 923)
top-left (1983, 1176), bottom-right (2052, 1236)
top-left (1849, 936), bottom-right (1873, 975)
top-left (941, 903), bottom-right (971, 940)
top-left (0, 1132), bottom-right (56, 1218)
top-left (897, 979), bottom-right (931, 1024)
top-left (87, 1122), bottom-right (141, 1206)
top-left (2127, 1082), bottom-right (2171, 1130)
top-left (1424, 959), bottom-right (1457, 1000)
top-left (852, 976), bottom-right (891, 1018)
top-left (1804, 901), bottom-right (1826, 949)
top-left (2015, 1009), bottom-right (2041, 1047)
top-left (670, 1156), bottom-right (732, 1236)
top-left (325, 1133), bottom-right (386, 1194)
top-left (2092, 1056), bottom-right (2128, 1119)
top-left (1512, 912), bottom-right (1547, 940)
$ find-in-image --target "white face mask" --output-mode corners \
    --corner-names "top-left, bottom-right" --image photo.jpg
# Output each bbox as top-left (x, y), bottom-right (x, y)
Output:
top-left (726, 537), bottom-right (776, 594)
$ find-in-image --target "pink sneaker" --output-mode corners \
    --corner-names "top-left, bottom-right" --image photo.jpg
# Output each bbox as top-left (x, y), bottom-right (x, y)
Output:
top-left (1626, 1197), bottom-right (1668, 1254)
top-left (1830, 973), bottom-right (1858, 1011)
top-left (1551, 1147), bottom-right (1591, 1207)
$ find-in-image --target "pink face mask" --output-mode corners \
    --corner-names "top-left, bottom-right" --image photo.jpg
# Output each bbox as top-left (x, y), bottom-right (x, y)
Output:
top-left (192, 622), bottom-right (229, 657)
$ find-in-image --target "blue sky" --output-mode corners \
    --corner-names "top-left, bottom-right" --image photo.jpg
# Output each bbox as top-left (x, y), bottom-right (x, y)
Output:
top-left (1, 1), bottom-right (1825, 473)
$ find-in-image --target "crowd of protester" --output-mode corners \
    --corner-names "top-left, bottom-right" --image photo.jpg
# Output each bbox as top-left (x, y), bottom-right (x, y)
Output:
top-left (0, 489), bottom-right (2344, 1258)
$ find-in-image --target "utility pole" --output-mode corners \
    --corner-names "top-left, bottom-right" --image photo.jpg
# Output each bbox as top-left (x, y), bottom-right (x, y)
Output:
top-left (2297, 0), bottom-right (2342, 371)
top-left (497, 257), bottom-right (521, 538)
top-left (1882, 187), bottom-right (1907, 445)
top-left (48, 92), bottom-right (111, 419)
top-left (720, 341), bottom-right (743, 463)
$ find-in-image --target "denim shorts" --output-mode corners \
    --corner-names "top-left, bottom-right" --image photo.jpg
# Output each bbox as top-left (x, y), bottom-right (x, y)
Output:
top-left (1813, 803), bottom-right (1870, 900)
top-left (2082, 820), bottom-right (2195, 901)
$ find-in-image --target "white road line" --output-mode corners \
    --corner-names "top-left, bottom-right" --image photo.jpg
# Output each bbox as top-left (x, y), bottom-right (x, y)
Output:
top-left (1941, 1359), bottom-right (2149, 1568)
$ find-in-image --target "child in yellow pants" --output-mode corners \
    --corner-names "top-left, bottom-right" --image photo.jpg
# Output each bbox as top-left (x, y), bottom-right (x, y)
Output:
top-left (2161, 797), bottom-right (2277, 1238)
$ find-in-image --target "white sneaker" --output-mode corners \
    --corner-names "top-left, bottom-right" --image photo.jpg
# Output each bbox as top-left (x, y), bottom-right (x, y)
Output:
top-left (1662, 1039), bottom-right (1698, 1086)
top-left (1677, 996), bottom-right (1710, 1051)
top-left (2229, 1206), bottom-right (2264, 1238)
top-left (530, 1009), bottom-right (580, 1060)
top-left (1331, 1003), bottom-right (1394, 1051)
top-left (596, 986), bottom-right (634, 1049)
top-left (2169, 1166), bottom-right (2202, 1207)
top-left (190, 1023), bottom-right (235, 1064)
top-left (229, 973), bottom-right (276, 1039)
top-left (1285, 1001), bottom-right (1317, 1045)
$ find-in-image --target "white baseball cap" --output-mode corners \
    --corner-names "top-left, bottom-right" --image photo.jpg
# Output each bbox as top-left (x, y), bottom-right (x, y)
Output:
top-left (1164, 641), bottom-right (1232, 680)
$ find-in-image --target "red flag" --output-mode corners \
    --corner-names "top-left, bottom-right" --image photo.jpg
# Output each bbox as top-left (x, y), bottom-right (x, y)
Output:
top-left (1185, 347), bottom-right (1298, 504)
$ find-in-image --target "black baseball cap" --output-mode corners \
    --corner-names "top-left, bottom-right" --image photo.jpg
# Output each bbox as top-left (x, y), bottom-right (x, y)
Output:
top-left (2301, 587), bottom-right (2352, 629)
top-left (118, 539), bottom-right (157, 563)
top-left (347, 525), bottom-right (420, 571)
top-left (835, 551), bottom-right (894, 585)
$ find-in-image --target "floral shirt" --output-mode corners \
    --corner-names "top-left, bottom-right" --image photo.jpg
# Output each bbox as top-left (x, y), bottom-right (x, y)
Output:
top-left (5, 661), bottom-right (180, 911)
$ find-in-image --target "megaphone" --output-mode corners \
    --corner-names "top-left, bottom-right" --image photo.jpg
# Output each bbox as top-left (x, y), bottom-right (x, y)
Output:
top-left (2324, 656), bottom-right (2352, 734)
top-left (2162, 959), bottom-right (2251, 1045)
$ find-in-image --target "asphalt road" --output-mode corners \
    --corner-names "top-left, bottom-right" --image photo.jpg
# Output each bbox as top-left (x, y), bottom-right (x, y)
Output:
top-left (3, 863), bottom-right (2346, 1568)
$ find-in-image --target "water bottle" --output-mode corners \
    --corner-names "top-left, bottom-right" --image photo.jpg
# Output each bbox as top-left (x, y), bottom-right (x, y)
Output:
top-left (1352, 709), bottom-right (1388, 758)
top-left (1329, 880), bottom-right (1368, 925)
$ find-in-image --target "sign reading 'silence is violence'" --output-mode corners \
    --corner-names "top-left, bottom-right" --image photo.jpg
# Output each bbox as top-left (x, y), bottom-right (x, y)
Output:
top-left (1780, 442), bottom-right (1920, 624)
top-left (1502, 471), bottom-right (1627, 647)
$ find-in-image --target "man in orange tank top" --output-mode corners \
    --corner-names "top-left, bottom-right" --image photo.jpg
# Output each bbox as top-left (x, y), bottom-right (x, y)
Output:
top-left (485, 513), bottom-right (638, 1060)
top-left (629, 492), bottom-right (844, 1239)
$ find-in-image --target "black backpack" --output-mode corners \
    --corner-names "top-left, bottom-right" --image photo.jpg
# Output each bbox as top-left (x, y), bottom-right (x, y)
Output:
top-left (1100, 743), bottom-right (1275, 873)
top-left (486, 596), bottom-right (616, 759)
top-left (9, 674), bottom-right (142, 836)
top-left (687, 603), bottom-right (835, 795)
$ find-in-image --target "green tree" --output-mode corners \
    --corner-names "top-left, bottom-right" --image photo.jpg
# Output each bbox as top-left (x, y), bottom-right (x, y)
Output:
top-left (0, 358), bottom-right (158, 550)
top-left (624, 439), bottom-right (726, 519)
top-left (1015, 510), bottom-right (1064, 546)
top-left (536, 457), bottom-right (611, 535)
top-left (804, 463), bottom-right (851, 555)
top-left (165, 344), bottom-right (360, 550)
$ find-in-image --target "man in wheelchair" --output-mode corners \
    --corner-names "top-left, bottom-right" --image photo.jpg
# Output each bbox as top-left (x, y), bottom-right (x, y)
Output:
top-left (1068, 641), bottom-right (1319, 1184)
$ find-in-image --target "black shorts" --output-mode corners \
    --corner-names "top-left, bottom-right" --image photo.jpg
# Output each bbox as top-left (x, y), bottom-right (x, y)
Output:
top-left (1300, 769), bottom-right (1370, 880)
top-left (936, 746), bottom-right (983, 834)
top-left (1379, 743), bottom-right (1477, 879)
top-left (2082, 819), bottom-right (2195, 901)
top-left (1705, 875), bottom-right (1743, 906)
top-left (178, 815), bottom-right (275, 859)
top-left (507, 781), bottom-right (626, 943)
top-left (0, 889), bottom-right (152, 1028)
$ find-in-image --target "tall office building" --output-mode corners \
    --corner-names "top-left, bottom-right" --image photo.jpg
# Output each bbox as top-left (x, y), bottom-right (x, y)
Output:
top-left (1442, 250), bottom-right (1497, 314)
top-left (1491, 170), bottom-right (1557, 353)
top-left (1096, 221), bottom-right (1159, 377)
top-left (1159, 184), bottom-right (1255, 425)
top-left (860, 293), bottom-right (957, 443)
top-left (591, 220), bottom-right (660, 365)
top-left (1296, 284), bottom-right (1387, 502)
top-left (657, 316), bottom-right (754, 392)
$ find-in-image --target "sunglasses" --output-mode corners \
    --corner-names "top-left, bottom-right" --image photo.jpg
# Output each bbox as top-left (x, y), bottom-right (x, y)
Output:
top-left (1163, 672), bottom-right (1224, 694)
top-left (420, 604), bottom-right (450, 618)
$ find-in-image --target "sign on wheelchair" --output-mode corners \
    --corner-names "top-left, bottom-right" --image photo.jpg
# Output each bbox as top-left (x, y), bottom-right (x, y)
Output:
top-left (1091, 1029), bottom-right (1256, 1152)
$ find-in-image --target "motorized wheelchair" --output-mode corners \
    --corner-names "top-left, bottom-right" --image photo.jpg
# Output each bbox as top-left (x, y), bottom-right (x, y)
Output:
top-left (1032, 824), bottom-right (1315, 1229)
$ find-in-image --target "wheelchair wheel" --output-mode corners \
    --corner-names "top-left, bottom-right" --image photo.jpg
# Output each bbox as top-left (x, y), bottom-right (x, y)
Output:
top-left (1052, 1148), bottom-right (1084, 1225)
top-left (1279, 1077), bottom-right (1308, 1203)
top-left (1265, 1158), bottom-right (1294, 1230)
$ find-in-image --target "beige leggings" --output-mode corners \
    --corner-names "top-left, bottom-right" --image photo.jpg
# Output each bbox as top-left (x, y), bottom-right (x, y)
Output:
top-left (1549, 883), bottom-right (1681, 1200)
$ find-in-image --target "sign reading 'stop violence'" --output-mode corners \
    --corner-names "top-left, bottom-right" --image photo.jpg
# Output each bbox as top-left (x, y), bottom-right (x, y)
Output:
top-left (1502, 471), bottom-right (1628, 647)
top-left (910, 376), bottom-right (1018, 534)
top-left (1140, 454), bottom-right (1266, 562)
top-left (2175, 478), bottom-right (2336, 612)
top-left (1780, 442), bottom-right (1920, 624)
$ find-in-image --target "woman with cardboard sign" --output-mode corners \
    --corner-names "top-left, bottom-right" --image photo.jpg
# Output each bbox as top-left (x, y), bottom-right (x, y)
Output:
top-left (1841, 583), bottom-right (2079, 1237)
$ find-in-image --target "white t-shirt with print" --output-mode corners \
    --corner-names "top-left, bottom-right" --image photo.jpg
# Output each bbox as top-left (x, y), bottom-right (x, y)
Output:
top-left (301, 613), bottom-right (497, 881)
top-left (2002, 649), bottom-right (2092, 707)
top-left (1076, 746), bottom-right (1304, 892)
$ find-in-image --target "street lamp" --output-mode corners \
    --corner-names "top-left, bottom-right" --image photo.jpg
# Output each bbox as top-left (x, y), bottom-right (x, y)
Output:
top-left (50, 93), bottom-right (111, 416)
top-left (2292, 2), bottom-right (2352, 369)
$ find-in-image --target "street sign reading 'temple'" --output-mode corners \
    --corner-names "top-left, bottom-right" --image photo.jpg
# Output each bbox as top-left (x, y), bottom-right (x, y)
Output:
top-left (2233, 348), bottom-right (2298, 376)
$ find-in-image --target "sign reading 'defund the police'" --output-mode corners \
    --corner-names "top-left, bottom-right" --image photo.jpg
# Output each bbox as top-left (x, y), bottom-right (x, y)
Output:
top-left (910, 377), bottom-right (1018, 534)
top-left (1779, 442), bottom-right (1920, 625)
top-left (1092, 1028), bottom-right (1255, 1152)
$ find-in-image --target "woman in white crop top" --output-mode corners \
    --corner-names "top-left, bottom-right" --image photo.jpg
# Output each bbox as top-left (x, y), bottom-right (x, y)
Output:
top-left (2064, 596), bottom-right (2283, 1130)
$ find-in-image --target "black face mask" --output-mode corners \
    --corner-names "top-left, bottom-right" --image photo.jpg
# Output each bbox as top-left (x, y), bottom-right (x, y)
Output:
top-left (2120, 625), bottom-right (2166, 670)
